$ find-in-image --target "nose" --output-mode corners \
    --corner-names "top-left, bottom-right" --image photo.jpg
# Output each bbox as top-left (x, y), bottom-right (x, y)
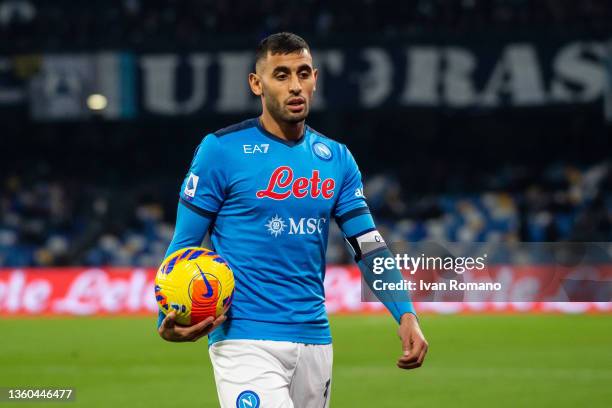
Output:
top-left (289, 73), bottom-right (302, 95)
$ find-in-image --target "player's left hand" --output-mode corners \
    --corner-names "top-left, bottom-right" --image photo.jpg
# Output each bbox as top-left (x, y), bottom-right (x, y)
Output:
top-left (397, 313), bottom-right (428, 370)
top-left (158, 311), bottom-right (226, 342)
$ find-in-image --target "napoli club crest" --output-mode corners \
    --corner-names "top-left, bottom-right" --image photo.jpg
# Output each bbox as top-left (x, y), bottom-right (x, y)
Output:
top-left (312, 142), bottom-right (332, 161)
top-left (236, 390), bottom-right (260, 408)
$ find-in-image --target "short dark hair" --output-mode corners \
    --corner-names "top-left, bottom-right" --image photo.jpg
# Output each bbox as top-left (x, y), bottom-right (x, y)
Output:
top-left (255, 32), bottom-right (310, 67)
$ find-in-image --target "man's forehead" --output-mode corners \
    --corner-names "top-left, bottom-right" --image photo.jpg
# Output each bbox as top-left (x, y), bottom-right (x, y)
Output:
top-left (259, 49), bottom-right (313, 71)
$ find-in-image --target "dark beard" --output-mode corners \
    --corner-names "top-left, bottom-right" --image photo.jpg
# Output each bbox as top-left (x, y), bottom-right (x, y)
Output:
top-left (265, 95), bottom-right (308, 124)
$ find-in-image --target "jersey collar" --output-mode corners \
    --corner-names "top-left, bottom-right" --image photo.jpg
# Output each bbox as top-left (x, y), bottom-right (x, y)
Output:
top-left (254, 117), bottom-right (308, 147)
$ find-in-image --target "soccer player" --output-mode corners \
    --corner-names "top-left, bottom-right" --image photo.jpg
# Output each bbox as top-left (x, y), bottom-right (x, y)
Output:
top-left (157, 32), bottom-right (428, 408)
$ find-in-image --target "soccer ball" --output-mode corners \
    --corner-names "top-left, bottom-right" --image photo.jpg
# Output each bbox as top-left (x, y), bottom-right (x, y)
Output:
top-left (154, 247), bottom-right (235, 326)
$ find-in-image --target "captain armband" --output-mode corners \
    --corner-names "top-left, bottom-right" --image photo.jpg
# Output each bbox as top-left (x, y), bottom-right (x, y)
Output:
top-left (345, 229), bottom-right (388, 262)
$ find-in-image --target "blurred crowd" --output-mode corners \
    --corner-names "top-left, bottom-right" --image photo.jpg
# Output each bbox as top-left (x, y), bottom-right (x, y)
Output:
top-left (1, 161), bottom-right (609, 267)
top-left (1, 0), bottom-right (610, 268)
top-left (1, 0), bottom-right (611, 50)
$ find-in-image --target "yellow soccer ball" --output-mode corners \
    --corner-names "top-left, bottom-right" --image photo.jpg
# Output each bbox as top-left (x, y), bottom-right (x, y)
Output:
top-left (155, 247), bottom-right (235, 326)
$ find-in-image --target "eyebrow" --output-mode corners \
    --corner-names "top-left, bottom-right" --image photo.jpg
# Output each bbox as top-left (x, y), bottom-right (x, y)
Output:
top-left (271, 64), bottom-right (313, 75)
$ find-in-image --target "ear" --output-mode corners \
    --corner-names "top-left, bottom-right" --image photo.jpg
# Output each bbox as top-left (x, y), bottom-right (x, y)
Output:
top-left (249, 73), bottom-right (263, 96)
top-left (313, 68), bottom-right (318, 91)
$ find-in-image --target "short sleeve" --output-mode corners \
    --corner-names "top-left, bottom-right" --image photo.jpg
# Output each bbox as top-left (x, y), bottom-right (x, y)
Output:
top-left (179, 135), bottom-right (227, 216)
top-left (333, 146), bottom-right (369, 220)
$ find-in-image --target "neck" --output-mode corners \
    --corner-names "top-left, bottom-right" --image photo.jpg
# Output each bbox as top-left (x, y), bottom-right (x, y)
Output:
top-left (259, 111), bottom-right (304, 142)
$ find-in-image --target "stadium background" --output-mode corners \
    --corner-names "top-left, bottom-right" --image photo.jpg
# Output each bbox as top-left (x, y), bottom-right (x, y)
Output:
top-left (1, 1), bottom-right (611, 407)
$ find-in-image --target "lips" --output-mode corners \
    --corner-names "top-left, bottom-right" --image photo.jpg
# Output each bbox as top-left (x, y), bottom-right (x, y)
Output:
top-left (286, 97), bottom-right (305, 112)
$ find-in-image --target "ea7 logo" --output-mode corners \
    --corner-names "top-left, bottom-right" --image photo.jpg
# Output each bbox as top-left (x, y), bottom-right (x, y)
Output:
top-left (243, 144), bottom-right (269, 154)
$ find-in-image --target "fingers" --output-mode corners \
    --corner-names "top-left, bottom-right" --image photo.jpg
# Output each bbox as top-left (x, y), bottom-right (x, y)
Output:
top-left (191, 316), bottom-right (215, 331)
top-left (211, 314), bottom-right (227, 331)
top-left (158, 311), bottom-right (176, 337)
top-left (191, 315), bottom-right (227, 342)
top-left (397, 339), bottom-right (428, 370)
top-left (183, 316), bottom-right (215, 340)
top-left (417, 344), bottom-right (428, 365)
top-left (399, 338), bottom-right (419, 364)
top-left (158, 312), bottom-right (227, 342)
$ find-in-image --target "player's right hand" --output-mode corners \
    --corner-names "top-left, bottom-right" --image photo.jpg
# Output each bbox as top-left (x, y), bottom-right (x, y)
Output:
top-left (158, 311), bottom-right (226, 342)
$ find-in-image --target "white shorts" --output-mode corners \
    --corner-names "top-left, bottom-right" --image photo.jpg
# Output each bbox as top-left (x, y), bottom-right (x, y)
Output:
top-left (209, 340), bottom-right (333, 408)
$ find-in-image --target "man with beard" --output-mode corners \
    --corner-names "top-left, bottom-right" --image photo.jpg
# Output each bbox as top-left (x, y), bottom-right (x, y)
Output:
top-left (157, 32), bottom-right (428, 408)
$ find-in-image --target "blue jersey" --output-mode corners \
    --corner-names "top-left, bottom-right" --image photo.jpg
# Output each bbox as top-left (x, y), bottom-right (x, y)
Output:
top-left (173, 118), bottom-right (370, 345)
top-left (159, 117), bottom-right (421, 344)
top-left (158, 119), bottom-right (412, 344)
